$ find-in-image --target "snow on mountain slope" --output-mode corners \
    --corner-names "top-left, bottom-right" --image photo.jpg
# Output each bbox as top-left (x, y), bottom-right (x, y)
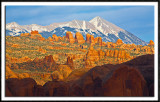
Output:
top-left (89, 16), bottom-right (124, 37)
top-left (6, 16), bottom-right (147, 45)
top-left (48, 20), bottom-right (97, 31)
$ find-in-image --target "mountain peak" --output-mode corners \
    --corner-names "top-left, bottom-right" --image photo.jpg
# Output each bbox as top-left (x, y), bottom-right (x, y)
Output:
top-left (90, 16), bottom-right (103, 22)
top-left (94, 16), bottom-right (102, 19)
top-left (8, 22), bottom-right (19, 25)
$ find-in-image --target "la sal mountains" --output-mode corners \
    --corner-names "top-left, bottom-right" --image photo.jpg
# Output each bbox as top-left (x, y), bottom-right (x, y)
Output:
top-left (6, 16), bottom-right (147, 45)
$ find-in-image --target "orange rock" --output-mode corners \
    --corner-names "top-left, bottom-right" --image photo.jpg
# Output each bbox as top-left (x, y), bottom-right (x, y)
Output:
top-left (98, 37), bottom-right (102, 46)
top-left (47, 37), bottom-right (53, 41)
top-left (30, 30), bottom-right (44, 41)
top-left (94, 37), bottom-right (98, 43)
top-left (75, 32), bottom-right (85, 44)
top-left (85, 45), bottom-right (99, 67)
top-left (66, 31), bottom-right (75, 43)
top-left (102, 42), bottom-right (106, 46)
top-left (10, 56), bottom-right (31, 64)
top-left (52, 34), bottom-right (59, 41)
top-left (86, 33), bottom-right (91, 43)
top-left (6, 65), bottom-right (18, 79)
top-left (20, 33), bottom-right (30, 37)
top-left (110, 50), bottom-right (115, 57)
top-left (106, 42), bottom-right (112, 48)
top-left (58, 36), bottom-right (63, 41)
top-left (38, 37), bottom-right (45, 41)
top-left (38, 47), bottom-right (46, 54)
top-left (90, 35), bottom-right (95, 44)
top-left (66, 56), bottom-right (74, 70)
top-left (148, 40), bottom-right (154, 46)
top-left (114, 50), bottom-right (119, 58)
top-left (111, 43), bottom-right (116, 48)
top-left (98, 50), bottom-right (105, 59)
top-left (31, 30), bottom-right (39, 34)
top-left (79, 45), bottom-right (87, 49)
top-left (51, 71), bottom-right (64, 81)
top-left (11, 44), bottom-right (19, 48)
top-left (116, 39), bottom-right (123, 45)
top-left (57, 65), bottom-right (72, 79)
top-left (105, 50), bottom-right (110, 56)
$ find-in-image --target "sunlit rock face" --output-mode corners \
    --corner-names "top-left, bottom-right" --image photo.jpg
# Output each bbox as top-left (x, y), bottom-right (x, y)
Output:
top-left (148, 40), bottom-right (154, 46)
top-left (75, 32), bottom-right (85, 44)
top-left (66, 31), bottom-right (75, 43)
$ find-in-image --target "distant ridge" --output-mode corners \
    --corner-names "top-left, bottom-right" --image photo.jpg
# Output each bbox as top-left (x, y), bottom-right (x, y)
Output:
top-left (6, 16), bottom-right (147, 45)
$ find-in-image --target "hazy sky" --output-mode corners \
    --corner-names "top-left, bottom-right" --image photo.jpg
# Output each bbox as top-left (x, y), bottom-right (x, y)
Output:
top-left (6, 6), bottom-right (154, 42)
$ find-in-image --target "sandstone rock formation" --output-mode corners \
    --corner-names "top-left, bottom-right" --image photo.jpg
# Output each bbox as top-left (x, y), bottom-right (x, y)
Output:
top-left (9, 56), bottom-right (31, 63)
top-left (85, 45), bottom-right (99, 67)
top-left (98, 49), bottom-right (105, 59)
top-left (85, 33), bottom-right (95, 44)
top-left (97, 37), bottom-right (102, 46)
top-left (124, 54), bottom-right (154, 93)
top-left (66, 31), bottom-right (75, 43)
top-left (116, 39), bottom-right (123, 45)
top-left (80, 45), bottom-right (87, 49)
top-left (57, 65), bottom-right (72, 79)
top-left (43, 81), bottom-right (69, 96)
top-left (86, 33), bottom-right (91, 43)
top-left (6, 78), bottom-right (37, 96)
top-left (5, 54), bottom-right (154, 96)
top-left (148, 40), bottom-right (154, 46)
top-left (38, 47), bottom-right (46, 54)
top-left (52, 34), bottom-right (59, 41)
top-left (47, 36), bottom-right (53, 42)
top-left (75, 32), bottom-right (85, 44)
top-left (102, 66), bottom-right (148, 96)
top-left (66, 56), bottom-right (74, 69)
top-left (20, 33), bottom-right (30, 37)
top-left (31, 30), bottom-right (39, 34)
top-left (94, 37), bottom-right (98, 44)
top-left (90, 35), bottom-right (95, 44)
top-left (30, 30), bottom-right (45, 41)
top-left (105, 49), bottom-right (131, 59)
top-left (6, 66), bottom-right (18, 79)
top-left (11, 44), bottom-right (19, 48)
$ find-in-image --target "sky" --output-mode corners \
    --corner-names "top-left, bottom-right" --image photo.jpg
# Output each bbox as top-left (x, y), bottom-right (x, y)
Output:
top-left (6, 6), bottom-right (154, 42)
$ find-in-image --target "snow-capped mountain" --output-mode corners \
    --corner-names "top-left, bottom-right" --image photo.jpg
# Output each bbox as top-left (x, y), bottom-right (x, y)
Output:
top-left (89, 16), bottom-right (124, 36)
top-left (6, 16), bottom-right (147, 45)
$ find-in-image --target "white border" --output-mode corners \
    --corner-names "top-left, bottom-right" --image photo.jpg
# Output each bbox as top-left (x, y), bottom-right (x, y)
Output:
top-left (1, 2), bottom-right (158, 101)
